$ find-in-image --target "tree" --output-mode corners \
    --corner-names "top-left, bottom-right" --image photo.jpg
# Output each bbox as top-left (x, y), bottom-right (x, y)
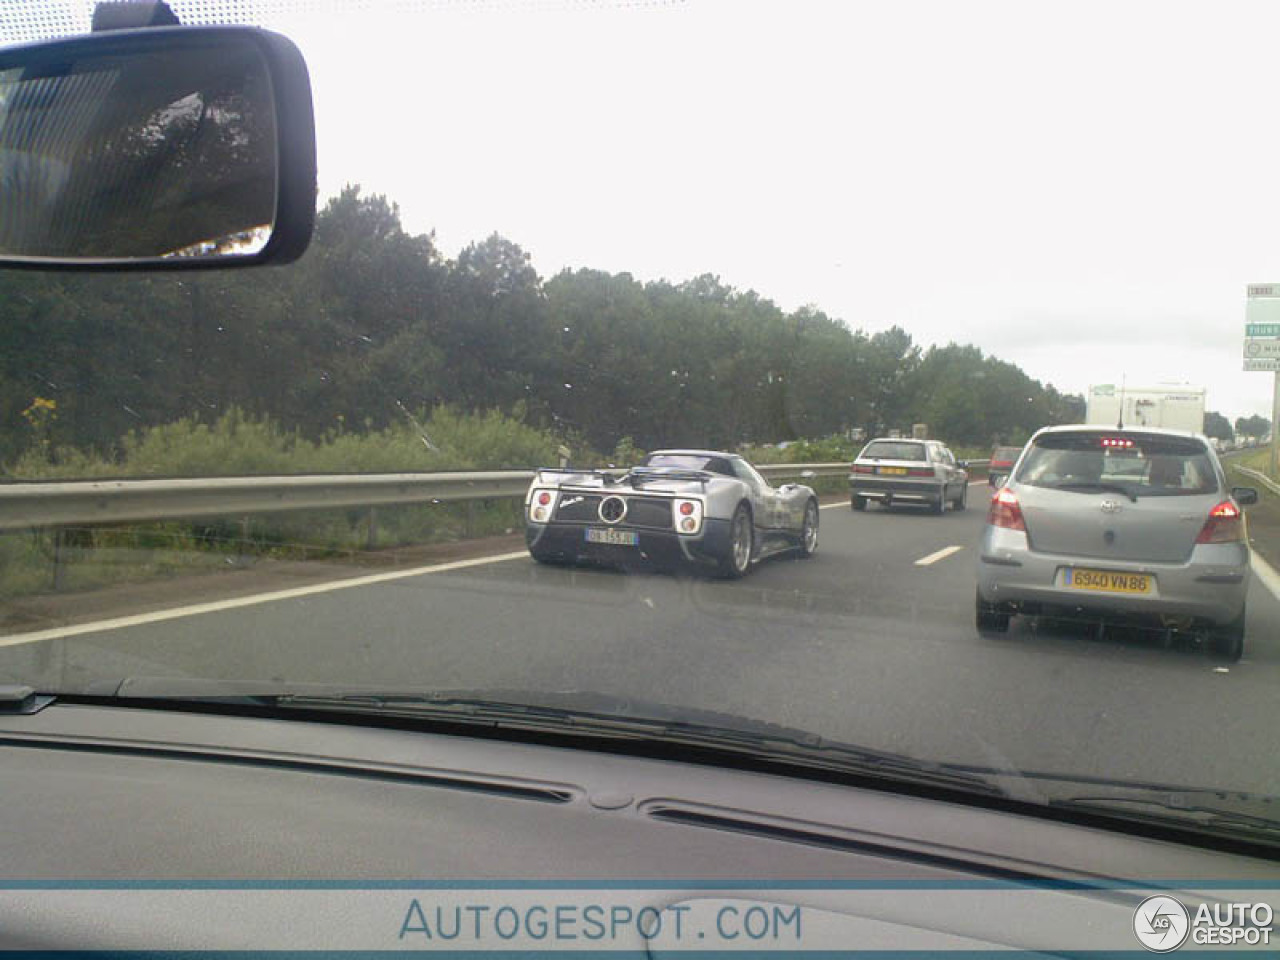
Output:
top-left (1235, 415), bottom-right (1271, 439)
top-left (1204, 411), bottom-right (1234, 442)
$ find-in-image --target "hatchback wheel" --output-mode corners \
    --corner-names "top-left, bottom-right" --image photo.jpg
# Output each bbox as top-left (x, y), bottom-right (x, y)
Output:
top-left (1210, 607), bottom-right (1245, 663)
top-left (975, 589), bottom-right (1010, 635)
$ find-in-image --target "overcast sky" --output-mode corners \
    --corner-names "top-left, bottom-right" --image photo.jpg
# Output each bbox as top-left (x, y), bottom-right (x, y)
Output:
top-left (14, 0), bottom-right (1280, 421)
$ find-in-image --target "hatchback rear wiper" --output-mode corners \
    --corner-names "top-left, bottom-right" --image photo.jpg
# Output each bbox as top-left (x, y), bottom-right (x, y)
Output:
top-left (1053, 482), bottom-right (1138, 502)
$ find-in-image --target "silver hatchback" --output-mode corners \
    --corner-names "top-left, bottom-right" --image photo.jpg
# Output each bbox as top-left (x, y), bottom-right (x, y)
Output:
top-left (975, 426), bottom-right (1258, 660)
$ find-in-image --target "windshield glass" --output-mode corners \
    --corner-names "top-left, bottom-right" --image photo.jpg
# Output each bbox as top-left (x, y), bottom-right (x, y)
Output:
top-left (1017, 433), bottom-right (1218, 497)
top-left (1, 0), bottom-right (1279, 843)
top-left (859, 441), bottom-right (927, 461)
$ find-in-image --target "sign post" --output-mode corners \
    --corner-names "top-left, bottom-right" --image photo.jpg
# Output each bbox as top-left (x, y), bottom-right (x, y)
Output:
top-left (1245, 285), bottom-right (1280, 477)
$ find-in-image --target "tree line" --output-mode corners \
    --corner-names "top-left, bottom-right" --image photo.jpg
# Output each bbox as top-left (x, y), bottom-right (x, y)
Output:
top-left (1, 186), bottom-right (1085, 469)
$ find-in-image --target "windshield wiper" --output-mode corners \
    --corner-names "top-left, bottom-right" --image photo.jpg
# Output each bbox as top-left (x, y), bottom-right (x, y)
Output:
top-left (264, 691), bottom-right (1006, 798)
top-left (1051, 793), bottom-right (1280, 844)
top-left (1052, 482), bottom-right (1139, 502)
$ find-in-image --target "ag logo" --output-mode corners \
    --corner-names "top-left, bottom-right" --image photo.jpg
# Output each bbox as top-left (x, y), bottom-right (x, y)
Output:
top-left (1134, 895), bottom-right (1190, 952)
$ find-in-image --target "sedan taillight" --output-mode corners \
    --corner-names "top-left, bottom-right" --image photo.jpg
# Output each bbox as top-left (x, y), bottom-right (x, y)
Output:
top-left (1196, 501), bottom-right (1244, 544)
top-left (987, 487), bottom-right (1025, 531)
top-left (852, 464), bottom-right (875, 474)
top-left (906, 467), bottom-right (934, 477)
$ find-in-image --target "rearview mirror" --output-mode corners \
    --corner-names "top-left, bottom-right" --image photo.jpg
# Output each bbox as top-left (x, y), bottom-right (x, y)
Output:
top-left (0, 26), bottom-right (315, 268)
top-left (1232, 486), bottom-right (1260, 506)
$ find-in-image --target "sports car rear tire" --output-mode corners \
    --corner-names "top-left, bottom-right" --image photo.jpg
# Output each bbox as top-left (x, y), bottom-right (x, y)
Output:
top-left (718, 504), bottom-right (754, 579)
top-left (798, 500), bottom-right (819, 558)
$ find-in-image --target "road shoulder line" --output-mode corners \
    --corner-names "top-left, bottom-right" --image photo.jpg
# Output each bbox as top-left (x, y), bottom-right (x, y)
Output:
top-left (0, 550), bottom-right (531, 648)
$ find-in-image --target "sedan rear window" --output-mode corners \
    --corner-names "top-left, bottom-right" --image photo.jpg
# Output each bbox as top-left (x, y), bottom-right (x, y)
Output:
top-left (860, 441), bottom-right (927, 461)
top-left (1016, 433), bottom-right (1217, 497)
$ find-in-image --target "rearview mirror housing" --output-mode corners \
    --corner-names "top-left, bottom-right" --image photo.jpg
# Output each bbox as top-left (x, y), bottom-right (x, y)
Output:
top-left (0, 25), bottom-right (316, 269)
top-left (1232, 486), bottom-right (1260, 507)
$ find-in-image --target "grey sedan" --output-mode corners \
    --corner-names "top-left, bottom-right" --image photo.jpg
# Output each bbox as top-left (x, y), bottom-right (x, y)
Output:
top-left (849, 438), bottom-right (970, 514)
top-left (976, 425), bottom-right (1257, 660)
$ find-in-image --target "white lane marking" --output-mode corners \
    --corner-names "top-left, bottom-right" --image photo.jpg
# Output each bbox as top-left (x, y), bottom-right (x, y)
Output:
top-left (914, 545), bottom-right (964, 567)
top-left (1249, 548), bottom-right (1280, 603)
top-left (0, 550), bottom-right (532, 648)
top-left (819, 501), bottom-right (847, 510)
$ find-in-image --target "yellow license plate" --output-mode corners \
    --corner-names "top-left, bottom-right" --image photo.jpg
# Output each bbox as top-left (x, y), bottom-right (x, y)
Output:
top-left (879, 466), bottom-right (908, 475)
top-left (1065, 568), bottom-right (1152, 594)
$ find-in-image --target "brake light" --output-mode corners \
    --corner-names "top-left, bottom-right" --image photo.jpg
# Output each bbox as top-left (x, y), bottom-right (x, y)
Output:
top-left (1101, 437), bottom-right (1134, 448)
top-left (852, 464), bottom-right (875, 474)
top-left (537, 492), bottom-right (551, 506)
top-left (906, 467), bottom-right (934, 477)
top-left (1196, 501), bottom-right (1244, 544)
top-left (673, 498), bottom-right (703, 534)
top-left (987, 487), bottom-right (1026, 531)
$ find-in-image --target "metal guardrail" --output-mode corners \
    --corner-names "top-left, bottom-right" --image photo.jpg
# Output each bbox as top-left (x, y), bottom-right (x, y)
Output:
top-left (1233, 465), bottom-right (1280, 498)
top-left (0, 462), bottom-right (868, 532)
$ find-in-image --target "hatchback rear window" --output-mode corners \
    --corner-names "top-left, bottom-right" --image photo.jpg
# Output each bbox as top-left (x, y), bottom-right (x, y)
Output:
top-left (860, 441), bottom-right (927, 461)
top-left (1016, 433), bottom-right (1217, 497)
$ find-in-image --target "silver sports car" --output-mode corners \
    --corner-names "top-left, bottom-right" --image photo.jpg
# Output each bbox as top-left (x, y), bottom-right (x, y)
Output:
top-left (525, 449), bottom-right (820, 577)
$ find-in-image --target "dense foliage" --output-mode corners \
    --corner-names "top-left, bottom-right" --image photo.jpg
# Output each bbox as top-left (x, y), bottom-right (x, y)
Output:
top-left (1, 186), bottom-right (1084, 472)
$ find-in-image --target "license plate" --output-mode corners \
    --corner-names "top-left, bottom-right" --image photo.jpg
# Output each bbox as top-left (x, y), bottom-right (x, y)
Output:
top-left (585, 528), bottom-right (638, 546)
top-left (1065, 568), bottom-right (1153, 594)
top-left (879, 466), bottom-right (908, 475)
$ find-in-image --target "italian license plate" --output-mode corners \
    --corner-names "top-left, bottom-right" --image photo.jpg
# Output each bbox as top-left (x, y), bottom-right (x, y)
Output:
top-left (585, 528), bottom-right (638, 546)
top-left (879, 466), bottom-right (908, 475)
top-left (1065, 568), bottom-right (1152, 594)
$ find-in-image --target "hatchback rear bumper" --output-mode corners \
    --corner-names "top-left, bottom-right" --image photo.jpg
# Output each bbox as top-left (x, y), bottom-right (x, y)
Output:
top-left (977, 527), bottom-right (1249, 625)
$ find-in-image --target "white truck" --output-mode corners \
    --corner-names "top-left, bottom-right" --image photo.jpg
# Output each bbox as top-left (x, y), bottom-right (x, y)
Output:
top-left (1086, 384), bottom-right (1206, 433)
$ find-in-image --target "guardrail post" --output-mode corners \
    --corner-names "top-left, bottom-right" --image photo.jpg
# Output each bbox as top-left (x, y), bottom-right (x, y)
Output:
top-left (366, 507), bottom-right (377, 551)
top-left (51, 527), bottom-right (66, 591)
top-left (465, 499), bottom-right (476, 538)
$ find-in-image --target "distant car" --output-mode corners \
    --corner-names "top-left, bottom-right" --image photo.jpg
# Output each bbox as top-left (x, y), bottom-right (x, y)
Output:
top-left (525, 449), bottom-right (819, 578)
top-left (849, 438), bottom-right (970, 514)
top-left (976, 425), bottom-right (1258, 660)
top-left (988, 445), bottom-right (1024, 487)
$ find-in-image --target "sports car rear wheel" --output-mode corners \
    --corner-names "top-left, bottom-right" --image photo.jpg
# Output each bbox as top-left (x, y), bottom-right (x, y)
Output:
top-left (798, 500), bottom-right (819, 558)
top-left (719, 504), bottom-right (754, 579)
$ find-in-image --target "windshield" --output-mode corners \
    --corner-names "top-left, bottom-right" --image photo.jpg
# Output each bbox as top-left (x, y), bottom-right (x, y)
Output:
top-left (859, 441), bottom-right (927, 461)
top-left (1017, 433), bottom-right (1219, 497)
top-left (2, 0), bottom-right (1279, 847)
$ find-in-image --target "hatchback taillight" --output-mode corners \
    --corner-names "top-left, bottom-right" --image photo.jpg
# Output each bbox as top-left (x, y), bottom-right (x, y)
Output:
top-left (1196, 501), bottom-right (1244, 544)
top-left (987, 487), bottom-right (1026, 531)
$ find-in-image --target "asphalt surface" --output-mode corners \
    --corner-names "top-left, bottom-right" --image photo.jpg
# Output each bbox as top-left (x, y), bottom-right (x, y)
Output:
top-left (2, 483), bottom-right (1279, 794)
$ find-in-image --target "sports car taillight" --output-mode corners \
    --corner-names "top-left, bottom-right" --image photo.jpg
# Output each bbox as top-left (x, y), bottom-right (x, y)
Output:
top-left (674, 498), bottom-right (703, 535)
top-left (1196, 501), bottom-right (1244, 544)
top-left (528, 488), bottom-right (558, 523)
top-left (987, 487), bottom-right (1025, 532)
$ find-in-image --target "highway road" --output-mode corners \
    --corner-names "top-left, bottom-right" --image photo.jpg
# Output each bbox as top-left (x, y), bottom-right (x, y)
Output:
top-left (2, 481), bottom-right (1279, 794)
